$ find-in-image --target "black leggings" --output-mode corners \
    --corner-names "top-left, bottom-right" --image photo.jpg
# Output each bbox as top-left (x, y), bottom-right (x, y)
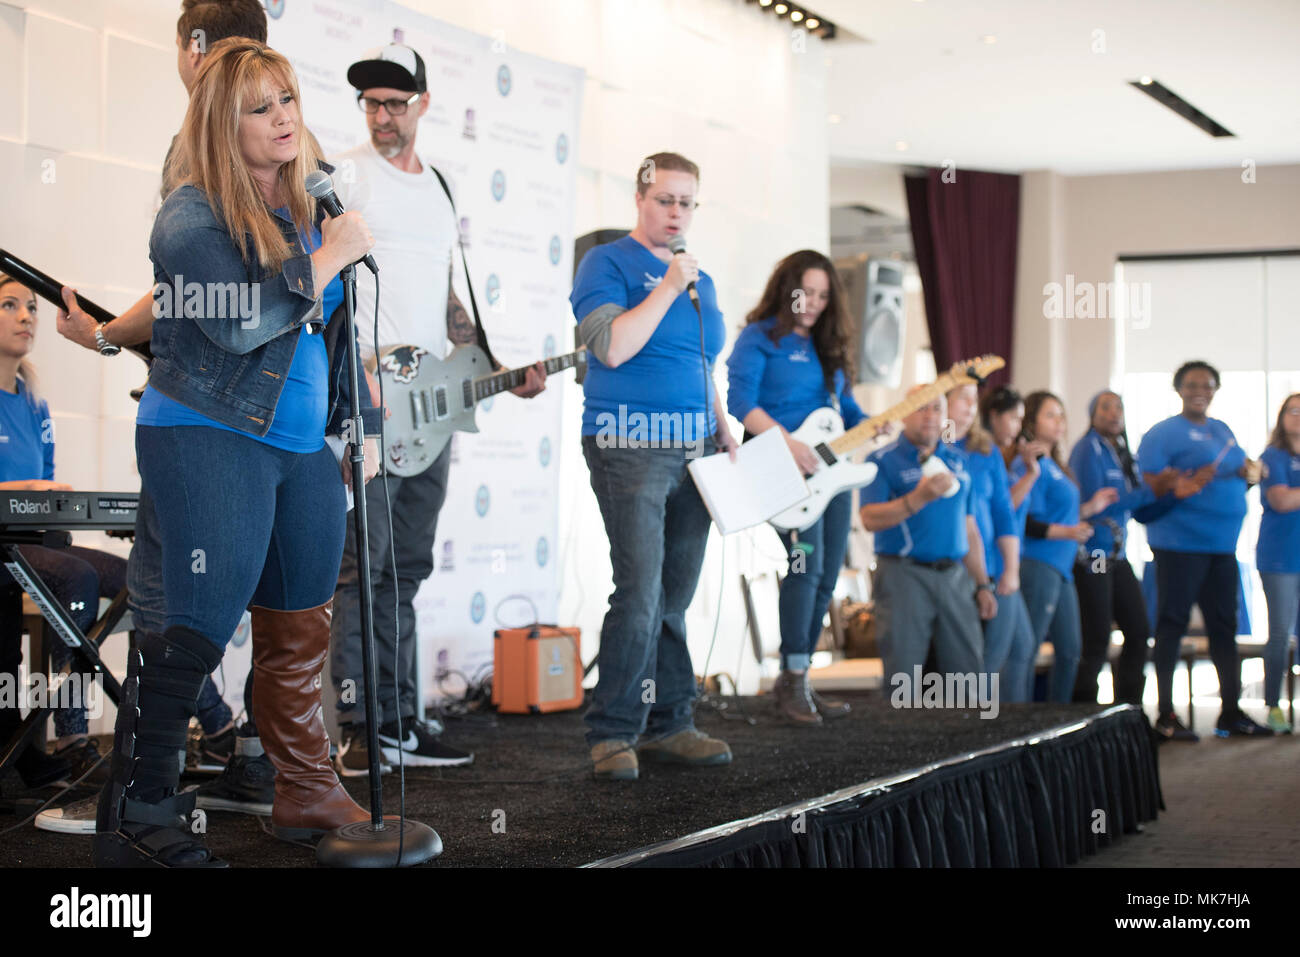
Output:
top-left (1072, 558), bottom-right (1149, 704)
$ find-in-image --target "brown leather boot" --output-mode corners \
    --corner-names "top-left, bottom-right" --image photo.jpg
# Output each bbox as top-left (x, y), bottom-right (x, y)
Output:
top-left (773, 671), bottom-right (822, 726)
top-left (251, 603), bottom-right (370, 842)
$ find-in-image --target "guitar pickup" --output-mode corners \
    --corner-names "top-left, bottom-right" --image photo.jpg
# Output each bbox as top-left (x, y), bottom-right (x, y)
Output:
top-left (433, 386), bottom-right (448, 419)
top-left (815, 443), bottom-right (837, 466)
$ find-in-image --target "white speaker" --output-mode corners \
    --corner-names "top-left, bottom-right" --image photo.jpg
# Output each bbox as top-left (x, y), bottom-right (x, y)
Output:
top-left (838, 258), bottom-right (905, 387)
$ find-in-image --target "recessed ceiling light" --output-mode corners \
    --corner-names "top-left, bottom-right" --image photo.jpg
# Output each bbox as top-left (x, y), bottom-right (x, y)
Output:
top-left (982, 35), bottom-right (997, 44)
top-left (774, 2), bottom-right (789, 13)
top-left (895, 140), bottom-right (909, 151)
top-left (806, 17), bottom-right (820, 28)
top-left (791, 10), bottom-right (804, 21)
top-left (1139, 75), bottom-right (1153, 85)
top-left (828, 113), bottom-right (841, 124)
top-left (759, 0), bottom-right (772, 6)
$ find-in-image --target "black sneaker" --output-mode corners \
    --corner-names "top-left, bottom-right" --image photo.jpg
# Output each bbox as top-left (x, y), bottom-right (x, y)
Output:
top-left (13, 745), bottom-right (71, 789)
top-left (1153, 712), bottom-right (1199, 742)
top-left (196, 736), bottom-right (276, 815)
top-left (1214, 710), bottom-right (1275, 738)
top-left (377, 718), bottom-right (474, 768)
top-left (52, 737), bottom-right (109, 786)
top-left (335, 723), bottom-right (392, 778)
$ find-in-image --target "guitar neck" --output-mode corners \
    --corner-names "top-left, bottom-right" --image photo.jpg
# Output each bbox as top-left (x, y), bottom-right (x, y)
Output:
top-left (472, 348), bottom-right (586, 401)
top-left (828, 372), bottom-right (963, 457)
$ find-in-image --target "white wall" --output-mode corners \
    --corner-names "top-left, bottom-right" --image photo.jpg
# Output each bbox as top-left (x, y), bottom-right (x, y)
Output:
top-left (2, 0), bottom-right (829, 700)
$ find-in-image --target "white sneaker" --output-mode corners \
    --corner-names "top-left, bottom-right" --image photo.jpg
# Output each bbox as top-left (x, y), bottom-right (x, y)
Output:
top-left (35, 795), bottom-right (99, 835)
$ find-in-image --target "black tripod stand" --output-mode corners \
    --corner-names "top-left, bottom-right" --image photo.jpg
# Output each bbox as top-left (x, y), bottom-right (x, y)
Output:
top-left (314, 259), bottom-right (441, 867)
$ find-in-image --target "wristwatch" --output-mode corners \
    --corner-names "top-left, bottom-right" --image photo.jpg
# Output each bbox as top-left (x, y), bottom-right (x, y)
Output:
top-left (94, 325), bottom-right (121, 356)
top-left (976, 582), bottom-right (996, 593)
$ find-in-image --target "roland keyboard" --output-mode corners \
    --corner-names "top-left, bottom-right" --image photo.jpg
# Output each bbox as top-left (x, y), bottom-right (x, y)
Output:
top-left (0, 491), bottom-right (139, 531)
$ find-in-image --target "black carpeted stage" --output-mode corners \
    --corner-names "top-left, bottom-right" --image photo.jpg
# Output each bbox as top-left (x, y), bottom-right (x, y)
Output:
top-left (0, 694), bottom-right (1160, 868)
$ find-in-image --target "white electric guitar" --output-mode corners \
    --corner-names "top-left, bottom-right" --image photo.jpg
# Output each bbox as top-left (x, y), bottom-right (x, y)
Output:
top-left (377, 343), bottom-right (586, 477)
top-left (768, 354), bottom-right (1006, 532)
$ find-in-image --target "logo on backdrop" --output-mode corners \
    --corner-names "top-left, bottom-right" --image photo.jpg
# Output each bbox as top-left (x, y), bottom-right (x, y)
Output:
top-left (548, 235), bottom-right (562, 265)
top-left (470, 591), bottom-right (486, 624)
top-left (266, 0), bottom-right (285, 18)
top-left (440, 540), bottom-right (455, 572)
top-left (556, 133), bottom-right (569, 164)
top-left (539, 436), bottom-right (552, 467)
top-left (485, 273), bottom-right (501, 306)
top-left (496, 64), bottom-right (512, 96)
top-left (543, 334), bottom-right (556, 359)
top-left (475, 484), bottom-right (490, 517)
top-left (491, 169), bottom-right (506, 201)
top-left (536, 536), bottom-right (549, 568)
top-left (462, 107), bottom-right (477, 141)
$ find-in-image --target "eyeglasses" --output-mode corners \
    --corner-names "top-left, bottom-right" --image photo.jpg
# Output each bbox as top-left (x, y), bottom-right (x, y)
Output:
top-left (651, 196), bottom-right (699, 211)
top-left (357, 92), bottom-right (420, 115)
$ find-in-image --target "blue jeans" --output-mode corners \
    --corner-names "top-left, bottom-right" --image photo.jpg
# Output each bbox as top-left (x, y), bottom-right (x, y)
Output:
top-left (136, 426), bottom-right (346, 650)
top-left (9, 545), bottom-right (125, 737)
top-left (1259, 571), bottom-right (1300, 708)
top-left (775, 491), bottom-right (851, 671)
top-left (129, 488), bottom-right (234, 734)
top-left (1151, 549), bottom-right (1240, 715)
top-left (582, 435), bottom-right (715, 746)
top-left (983, 588), bottom-right (1036, 703)
top-left (1020, 558), bottom-right (1082, 703)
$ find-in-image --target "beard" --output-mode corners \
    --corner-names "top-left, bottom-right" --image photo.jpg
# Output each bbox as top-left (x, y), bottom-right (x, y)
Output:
top-left (370, 126), bottom-right (409, 158)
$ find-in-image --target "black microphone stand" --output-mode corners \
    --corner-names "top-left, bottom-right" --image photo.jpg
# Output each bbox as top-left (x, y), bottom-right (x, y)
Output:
top-left (315, 260), bottom-right (441, 867)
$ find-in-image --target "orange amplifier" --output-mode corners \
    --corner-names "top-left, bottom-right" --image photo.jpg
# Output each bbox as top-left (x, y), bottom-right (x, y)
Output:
top-left (492, 625), bottom-right (584, 714)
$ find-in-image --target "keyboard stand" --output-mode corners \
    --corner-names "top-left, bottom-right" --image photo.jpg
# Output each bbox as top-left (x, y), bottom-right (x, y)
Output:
top-left (0, 532), bottom-right (126, 778)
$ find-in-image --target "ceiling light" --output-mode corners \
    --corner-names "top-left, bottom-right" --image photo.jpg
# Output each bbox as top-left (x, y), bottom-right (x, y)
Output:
top-left (828, 113), bottom-right (841, 124)
top-left (774, 2), bottom-right (789, 13)
top-left (791, 10), bottom-right (804, 21)
top-left (895, 140), bottom-right (909, 151)
top-left (982, 35), bottom-right (997, 44)
top-left (1139, 75), bottom-right (1153, 85)
top-left (806, 17), bottom-right (820, 28)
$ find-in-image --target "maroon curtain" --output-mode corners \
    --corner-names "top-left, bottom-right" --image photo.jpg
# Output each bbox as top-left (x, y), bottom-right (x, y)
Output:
top-left (905, 168), bottom-right (1020, 388)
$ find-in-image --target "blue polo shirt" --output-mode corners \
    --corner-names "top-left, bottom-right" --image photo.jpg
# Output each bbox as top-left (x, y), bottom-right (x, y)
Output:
top-left (1258, 445), bottom-right (1300, 573)
top-left (863, 434), bottom-right (974, 562)
top-left (725, 317), bottom-right (864, 432)
top-left (571, 236), bottom-right (725, 442)
top-left (136, 215), bottom-right (340, 453)
top-left (0, 380), bottom-right (54, 482)
top-left (1068, 429), bottom-right (1160, 558)
top-left (1010, 454), bottom-right (1081, 581)
top-left (1137, 415), bottom-right (1247, 554)
top-left (957, 437), bottom-right (1016, 579)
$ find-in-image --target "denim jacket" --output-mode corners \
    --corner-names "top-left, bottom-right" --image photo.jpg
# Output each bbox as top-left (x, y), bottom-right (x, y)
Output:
top-left (146, 163), bottom-right (380, 439)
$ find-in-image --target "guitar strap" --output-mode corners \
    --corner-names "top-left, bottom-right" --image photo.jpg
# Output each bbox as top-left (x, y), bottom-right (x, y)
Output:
top-left (429, 164), bottom-right (498, 369)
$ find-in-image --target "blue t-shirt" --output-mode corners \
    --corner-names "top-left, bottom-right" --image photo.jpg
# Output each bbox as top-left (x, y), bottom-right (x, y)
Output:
top-left (1258, 445), bottom-right (1300, 574)
top-left (862, 434), bottom-right (974, 562)
top-left (137, 217), bottom-right (341, 454)
top-left (1068, 429), bottom-right (1158, 559)
top-left (570, 236), bottom-right (725, 441)
top-left (0, 380), bottom-right (54, 482)
top-left (1137, 415), bottom-right (1247, 554)
top-left (725, 318), bottom-right (865, 433)
top-left (1011, 454), bottom-right (1081, 581)
top-left (957, 436), bottom-right (1017, 580)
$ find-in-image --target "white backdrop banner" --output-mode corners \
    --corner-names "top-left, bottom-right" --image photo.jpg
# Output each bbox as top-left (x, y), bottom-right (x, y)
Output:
top-left (265, 1), bottom-right (583, 707)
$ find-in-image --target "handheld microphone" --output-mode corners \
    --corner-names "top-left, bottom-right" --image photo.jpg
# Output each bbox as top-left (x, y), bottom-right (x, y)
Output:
top-left (665, 234), bottom-right (699, 309)
top-left (305, 170), bottom-right (378, 274)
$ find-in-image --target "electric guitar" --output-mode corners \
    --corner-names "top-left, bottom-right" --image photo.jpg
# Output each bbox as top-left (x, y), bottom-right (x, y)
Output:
top-left (377, 343), bottom-right (586, 476)
top-left (768, 354), bottom-right (1006, 532)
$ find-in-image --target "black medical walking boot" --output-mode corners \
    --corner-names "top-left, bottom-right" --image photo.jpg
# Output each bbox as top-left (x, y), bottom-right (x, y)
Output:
top-left (94, 628), bottom-right (228, 867)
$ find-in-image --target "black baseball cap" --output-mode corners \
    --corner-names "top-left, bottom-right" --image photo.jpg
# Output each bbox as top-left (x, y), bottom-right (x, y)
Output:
top-left (347, 43), bottom-right (427, 94)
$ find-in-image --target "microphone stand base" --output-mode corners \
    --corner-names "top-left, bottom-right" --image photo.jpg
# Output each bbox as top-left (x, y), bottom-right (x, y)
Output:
top-left (315, 819), bottom-right (443, 868)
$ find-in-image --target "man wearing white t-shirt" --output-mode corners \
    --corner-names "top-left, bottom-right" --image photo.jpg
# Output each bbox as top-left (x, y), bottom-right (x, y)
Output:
top-left (330, 45), bottom-right (546, 775)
